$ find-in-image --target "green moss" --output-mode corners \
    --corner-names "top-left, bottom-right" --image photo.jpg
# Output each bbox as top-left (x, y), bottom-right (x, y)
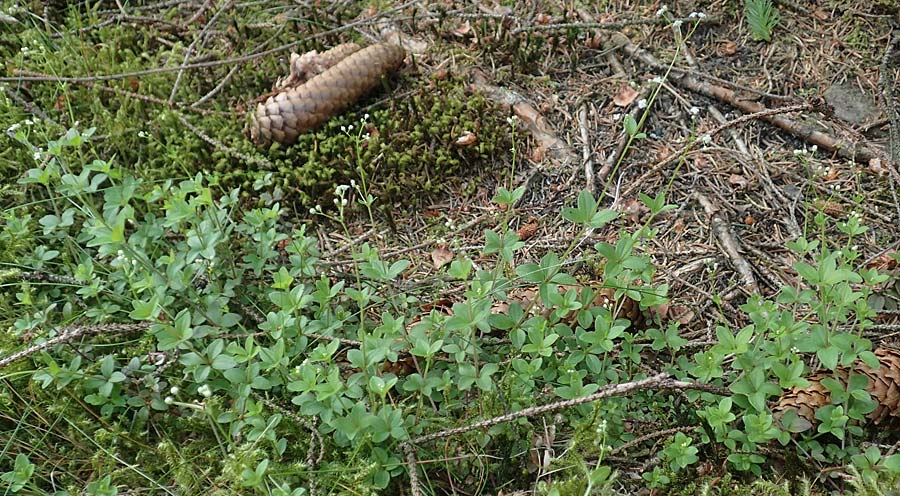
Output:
top-left (210, 74), bottom-right (512, 209)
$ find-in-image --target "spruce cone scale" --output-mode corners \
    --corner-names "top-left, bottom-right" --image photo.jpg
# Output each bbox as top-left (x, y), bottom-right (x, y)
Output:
top-left (249, 43), bottom-right (406, 147)
top-left (772, 347), bottom-right (900, 432)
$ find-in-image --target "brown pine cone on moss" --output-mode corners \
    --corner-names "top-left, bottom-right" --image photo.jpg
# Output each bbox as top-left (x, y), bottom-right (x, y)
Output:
top-left (249, 43), bottom-right (406, 147)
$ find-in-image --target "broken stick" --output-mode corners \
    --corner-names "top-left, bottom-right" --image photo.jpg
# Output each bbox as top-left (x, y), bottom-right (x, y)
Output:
top-left (611, 32), bottom-right (892, 172)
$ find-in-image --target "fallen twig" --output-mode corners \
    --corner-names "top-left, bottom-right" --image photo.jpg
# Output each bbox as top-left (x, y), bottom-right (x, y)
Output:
top-left (0, 323), bottom-right (149, 369)
top-left (611, 32), bottom-right (892, 171)
top-left (407, 373), bottom-right (726, 446)
top-left (2, 0), bottom-right (423, 84)
top-left (621, 102), bottom-right (812, 198)
top-left (510, 16), bottom-right (716, 35)
top-left (578, 104), bottom-right (595, 193)
top-left (469, 69), bottom-right (578, 168)
top-left (695, 192), bottom-right (759, 294)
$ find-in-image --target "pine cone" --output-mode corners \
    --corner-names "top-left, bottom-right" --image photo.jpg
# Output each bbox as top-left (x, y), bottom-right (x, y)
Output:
top-left (249, 43), bottom-right (406, 146)
top-left (273, 43), bottom-right (362, 90)
top-left (772, 347), bottom-right (900, 432)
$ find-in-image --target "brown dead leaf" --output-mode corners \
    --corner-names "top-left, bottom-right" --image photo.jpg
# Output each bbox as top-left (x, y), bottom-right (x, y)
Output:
top-left (814, 200), bottom-right (844, 216)
top-left (866, 252), bottom-right (899, 271)
top-left (728, 174), bottom-right (749, 188)
top-left (613, 83), bottom-right (639, 107)
top-left (516, 219), bottom-right (539, 240)
top-left (869, 158), bottom-right (886, 176)
top-left (431, 246), bottom-right (454, 269)
top-left (454, 131), bottom-right (478, 147)
top-left (668, 305), bottom-right (695, 325)
top-left (652, 301), bottom-right (670, 320)
top-left (421, 298), bottom-right (454, 315)
top-left (620, 198), bottom-right (647, 224)
top-left (718, 41), bottom-right (738, 56)
top-left (452, 21), bottom-right (472, 37)
top-left (693, 154), bottom-right (709, 169)
top-left (506, 287), bottom-right (539, 310)
top-left (491, 300), bottom-right (509, 316)
top-left (585, 34), bottom-right (602, 49)
top-left (655, 146), bottom-right (671, 162)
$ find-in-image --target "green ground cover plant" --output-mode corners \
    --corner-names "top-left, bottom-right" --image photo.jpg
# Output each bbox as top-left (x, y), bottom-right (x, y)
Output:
top-left (3, 1), bottom-right (900, 495)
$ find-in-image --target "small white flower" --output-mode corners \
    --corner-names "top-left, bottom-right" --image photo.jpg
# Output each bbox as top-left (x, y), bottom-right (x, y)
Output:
top-left (362, 133), bottom-right (371, 141)
top-left (170, 386), bottom-right (180, 395)
top-left (810, 145), bottom-right (818, 153)
top-left (6, 123), bottom-right (21, 133)
top-left (650, 76), bottom-right (664, 84)
top-left (341, 198), bottom-right (348, 206)
top-left (197, 384), bottom-right (212, 398)
top-left (350, 179), bottom-right (357, 187)
top-left (689, 12), bottom-right (706, 19)
top-left (363, 113), bottom-right (370, 120)
top-left (700, 134), bottom-right (712, 144)
top-left (24, 119), bottom-right (33, 126)
top-left (672, 19), bottom-right (682, 29)
top-left (688, 106), bottom-right (700, 116)
top-left (164, 396), bottom-right (174, 405)
top-left (33, 151), bottom-right (41, 161)
top-left (656, 5), bottom-right (668, 17)
top-left (348, 124), bottom-right (354, 131)
top-left (637, 99), bottom-right (648, 109)
top-left (340, 125), bottom-right (347, 132)
top-left (506, 115), bottom-right (519, 125)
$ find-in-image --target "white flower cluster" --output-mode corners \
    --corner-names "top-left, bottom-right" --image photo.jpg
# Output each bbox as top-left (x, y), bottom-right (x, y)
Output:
top-left (197, 384), bottom-right (212, 398)
top-left (114, 249), bottom-right (138, 267)
top-left (793, 144), bottom-right (818, 156)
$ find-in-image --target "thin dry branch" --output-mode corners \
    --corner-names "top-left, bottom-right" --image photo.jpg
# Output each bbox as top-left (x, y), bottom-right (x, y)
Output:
top-left (696, 192), bottom-right (759, 294)
top-left (2, 0), bottom-right (423, 84)
top-left (0, 323), bottom-right (149, 369)
top-left (407, 373), bottom-right (726, 446)
top-left (621, 102), bottom-right (812, 198)
top-left (469, 69), bottom-right (578, 168)
top-left (578, 104), bottom-right (595, 192)
top-left (510, 16), bottom-right (716, 35)
top-left (611, 32), bottom-right (893, 173)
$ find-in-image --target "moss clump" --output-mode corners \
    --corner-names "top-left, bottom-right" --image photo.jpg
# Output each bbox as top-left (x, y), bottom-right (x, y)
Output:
top-left (211, 73), bottom-right (512, 208)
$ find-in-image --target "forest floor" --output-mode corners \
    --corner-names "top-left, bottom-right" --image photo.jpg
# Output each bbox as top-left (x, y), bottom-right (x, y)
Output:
top-left (2, 0), bottom-right (900, 495)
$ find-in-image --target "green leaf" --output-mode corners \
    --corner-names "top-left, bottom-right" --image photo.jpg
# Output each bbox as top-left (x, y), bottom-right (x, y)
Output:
top-left (155, 310), bottom-right (193, 350)
top-left (562, 190), bottom-right (598, 225)
top-left (745, 0), bottom-right (779, 42)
